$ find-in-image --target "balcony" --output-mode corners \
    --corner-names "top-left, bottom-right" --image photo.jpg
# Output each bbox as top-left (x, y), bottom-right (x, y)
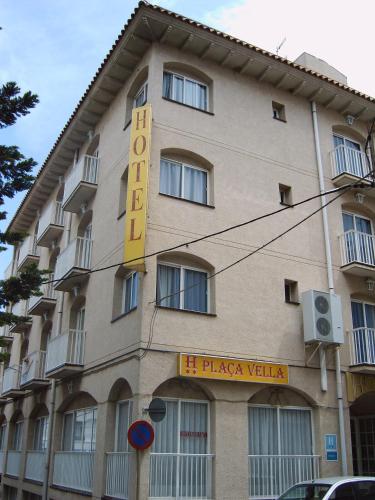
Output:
top-left (105, 452), bottom-right (135, 499)
top-left (25, 451), bottom-right (45, 483)
top-left (4, 261), bottom-right (14, 280)
top-left (45, 329), bottom-right (85, 378)
top-left (330, 145), bottom-right (373, 188)
top-left (339, 230), bottom-right (375, 277)
top-left (17, 235), bottom-right (40, 271)
top-left (28, 279), bottom-right (57, 316)
top-left (248, 454), bottom-right (320, 499)
top-left (62, 155), bottom-right (99, 213)
top-left (2, 366), bottom-right (24, 398)
top-left (20, 350), bottom-right (49, 390)
top-left (5, 450), bottom-right (22, 478)
top-left (54, 237), bottom-right (92, 291)
top-left (37, 200), bottom-right (64, 247)
top-left (349, 328), bottom-right (375, 373)
top-left (53, 451), bottom-right (94, 493)
top-left (0, 325), bottom-right (13, 345)
top-left (149, 453), bottom-right (213, 499)
top-left (9, 300), bottom-right (31, 333)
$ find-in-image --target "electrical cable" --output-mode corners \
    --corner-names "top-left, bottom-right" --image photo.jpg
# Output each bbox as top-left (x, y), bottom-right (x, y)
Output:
top-left (41, 178), bottom-right (373, 286)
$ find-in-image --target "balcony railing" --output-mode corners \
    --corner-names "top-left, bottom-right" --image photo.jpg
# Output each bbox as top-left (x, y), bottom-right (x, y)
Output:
top-left (149, 453), bottom-right (213, 499)
top-left (0, 325), bottom-right (13, 342)
top-left (37, 201), bottom-right (64, 246)
top-left (17, 234), bottom-right (40, 270)
top-left (105, 452), bottom-right (135, 499)
top-left (349, 328), bottom-right (375, 366)
top-left (25, 451), bottom-right (45, 482)
top-left (10, 300), bottom-right (31, 333)
top-left (63, 155), bottom-right (99, 213)
top-left (248, 455), bottom-right (320, 499)
top-left (2, 366), bottom-right (21, 395)
top-left (45, 329), bottom-right (85, 376)
top-left (20, 351), bottom-right (47, 387)
top-left (339, 230), bottom-right (375, 267)
top-left (53, 451), bottom-right (94, 492)
top-left (5, 450), bottom-right (22, 477)
top-left (54, 237), bottom-right (92, 285)
top-left (331, 145), bottom-right (371, 179)
top-left (28, 279), bottom-right (57, 314)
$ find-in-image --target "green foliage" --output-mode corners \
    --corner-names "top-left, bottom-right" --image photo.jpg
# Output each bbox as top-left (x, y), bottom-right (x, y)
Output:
top-left (0, 81), bottom-right (43, 336)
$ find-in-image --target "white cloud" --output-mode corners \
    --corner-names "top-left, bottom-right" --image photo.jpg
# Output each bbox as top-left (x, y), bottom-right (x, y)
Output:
top-left (204, 0), bottom-right (375, 97)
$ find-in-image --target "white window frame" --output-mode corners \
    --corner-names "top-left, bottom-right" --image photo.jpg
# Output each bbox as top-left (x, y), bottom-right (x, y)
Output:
top-left (122, 272), bottom-right (138, 314)
top-left (333, 133), bottom-right (363, 152)
top-left (342, 210), bottom-right (374, 235)
top-left (248, 403), bottom-right (315, 456)
top-left (133, 82), bottom-right (148, 108)
top-left (33, 416), bottom-right (49, 451)
top-left (157, 261), bottom-right (210, 313)
top-left (152, 397), bottom-right (211, 454)
top-left (351, 299), bottom-right (375, 328)
top-left (61, 406), bottom-right (97, 452)
top-left (163, 71), bottom-right (208, 111)
top-left (160, 157), bottom-right (209, 205)
top-left (114, 399), bottom-right (132, 452)
top-left (13, 420), bottom-right (24, 451)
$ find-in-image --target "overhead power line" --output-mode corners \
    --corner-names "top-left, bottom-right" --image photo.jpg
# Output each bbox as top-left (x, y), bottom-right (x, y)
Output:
top-left (41, 177), bottom-right (373, 286)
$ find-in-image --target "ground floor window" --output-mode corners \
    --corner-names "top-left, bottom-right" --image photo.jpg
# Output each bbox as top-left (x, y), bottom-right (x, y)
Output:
top-left (248, 405), bottom-right (317, 499)
top-left (351, 415), bottom-right (375, 476)
top-left (62, 407), bottom-right (97, 452)
top-left (149, 399), bottom-right (212, 499)
top-left (33, 416), bottom-right (48, 451)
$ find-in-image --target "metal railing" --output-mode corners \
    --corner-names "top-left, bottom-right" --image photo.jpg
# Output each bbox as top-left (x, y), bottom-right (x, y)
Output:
top-left (38, 200), bottom-right (64, 239)
top-left (6, 450), bottom-right (22, 477)
top-left (21, 350), bottom-right (47, 385)
top-left (2, 366), bottom-right (20, 394)
top-left (339, 230), bottom-right (375, 267)
top-left (105, 451), bottom-right (135, 499)
top-left (349, 328), bottom-right (375, 366)
top-left (17, 234), bottom-right (40, 267)
top-left (45, 329), bottom-right (85, 374)
top-left (0, 325), bottom-right (13, 339)
top-left (63, 155), bottom-right (99, 205)
top-left (331, 144), bottom-right (371, 179)
top-left (53, 451), bottom-right (94, 492)
top-left (54, 237), bottom-right (93, 281)
top-left (248, 455), bottom-right (320, 499)
top-left (25, 450), bottom-right (45, 482)
top-left (28, 278), bottom-right (56, 310)
top-left (149, 453), bottom-right (213, 499)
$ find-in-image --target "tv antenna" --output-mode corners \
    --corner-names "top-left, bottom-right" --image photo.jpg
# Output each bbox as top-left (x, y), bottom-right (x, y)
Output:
top-left (276, 37), bottom-right (287, 56)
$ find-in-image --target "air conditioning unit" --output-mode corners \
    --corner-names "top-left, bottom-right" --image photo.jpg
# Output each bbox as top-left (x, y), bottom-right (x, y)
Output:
top-left (302, 290), bottom-right (344, 344)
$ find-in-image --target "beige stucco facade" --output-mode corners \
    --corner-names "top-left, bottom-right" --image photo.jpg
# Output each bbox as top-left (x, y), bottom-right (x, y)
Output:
top-left (1, 3), bottom-right (375, 500)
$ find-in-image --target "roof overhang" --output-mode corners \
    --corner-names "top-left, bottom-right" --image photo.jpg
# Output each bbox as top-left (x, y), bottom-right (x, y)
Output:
top-left (9, 1), bottom-right (375, 233)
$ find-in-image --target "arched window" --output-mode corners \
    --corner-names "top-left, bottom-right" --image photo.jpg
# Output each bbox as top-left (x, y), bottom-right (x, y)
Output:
top-left (156, 253), bottom-right (214, 314)
top-left (60, 393), bottom-right (97, 452)
top-left (159, 149), bottom-right (213, 206)
top-left (163, 66), bottom-right (210, 111)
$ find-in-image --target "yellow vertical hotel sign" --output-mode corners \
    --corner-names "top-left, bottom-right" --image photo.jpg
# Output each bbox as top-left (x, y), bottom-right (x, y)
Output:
top-left (124, 104), bottom-right (152, 272)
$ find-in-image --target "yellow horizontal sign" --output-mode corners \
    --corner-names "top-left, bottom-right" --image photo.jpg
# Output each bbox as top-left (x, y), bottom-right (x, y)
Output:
top-left (178, 354), bottom-right (289, 385)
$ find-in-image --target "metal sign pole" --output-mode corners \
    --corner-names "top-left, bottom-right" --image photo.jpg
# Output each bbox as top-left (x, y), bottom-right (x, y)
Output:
top-left (136, 449), bottom-right (140, 500)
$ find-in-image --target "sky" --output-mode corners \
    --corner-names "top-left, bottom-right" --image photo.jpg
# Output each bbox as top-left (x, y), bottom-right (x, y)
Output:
top-left (1, 0), bottom-right (375, 276)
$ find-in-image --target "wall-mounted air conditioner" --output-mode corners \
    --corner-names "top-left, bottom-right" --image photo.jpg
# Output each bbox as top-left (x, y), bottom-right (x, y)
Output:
top-left (302, 290), bottom-right (344, 345)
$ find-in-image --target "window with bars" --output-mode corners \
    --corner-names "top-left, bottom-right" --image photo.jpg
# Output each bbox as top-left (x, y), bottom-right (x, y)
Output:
top-left (62, 407), bottom-right (97, 452)
top-left (163, 72), bottom-right (208, 111)
top-left (160, 158), bottom-right (208, 205)
top-left (150, 399), bottom-right (211, 498)
top-left (156, 263), bottom-right (208, 313)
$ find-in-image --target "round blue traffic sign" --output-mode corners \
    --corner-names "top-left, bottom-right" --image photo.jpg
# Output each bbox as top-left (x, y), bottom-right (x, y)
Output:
top-left (127, 420), bottom-right (154, 450)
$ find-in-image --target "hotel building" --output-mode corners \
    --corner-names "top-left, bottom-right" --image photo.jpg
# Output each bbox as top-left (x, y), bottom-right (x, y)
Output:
top-left (1, 2), bottom-right (375, 499)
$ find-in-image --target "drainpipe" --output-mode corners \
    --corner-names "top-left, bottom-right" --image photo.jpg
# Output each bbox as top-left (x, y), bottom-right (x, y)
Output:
top-left (42, 274), bottom-right (65, 499)
top-left (311, 101), bottom-right (348, 475)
